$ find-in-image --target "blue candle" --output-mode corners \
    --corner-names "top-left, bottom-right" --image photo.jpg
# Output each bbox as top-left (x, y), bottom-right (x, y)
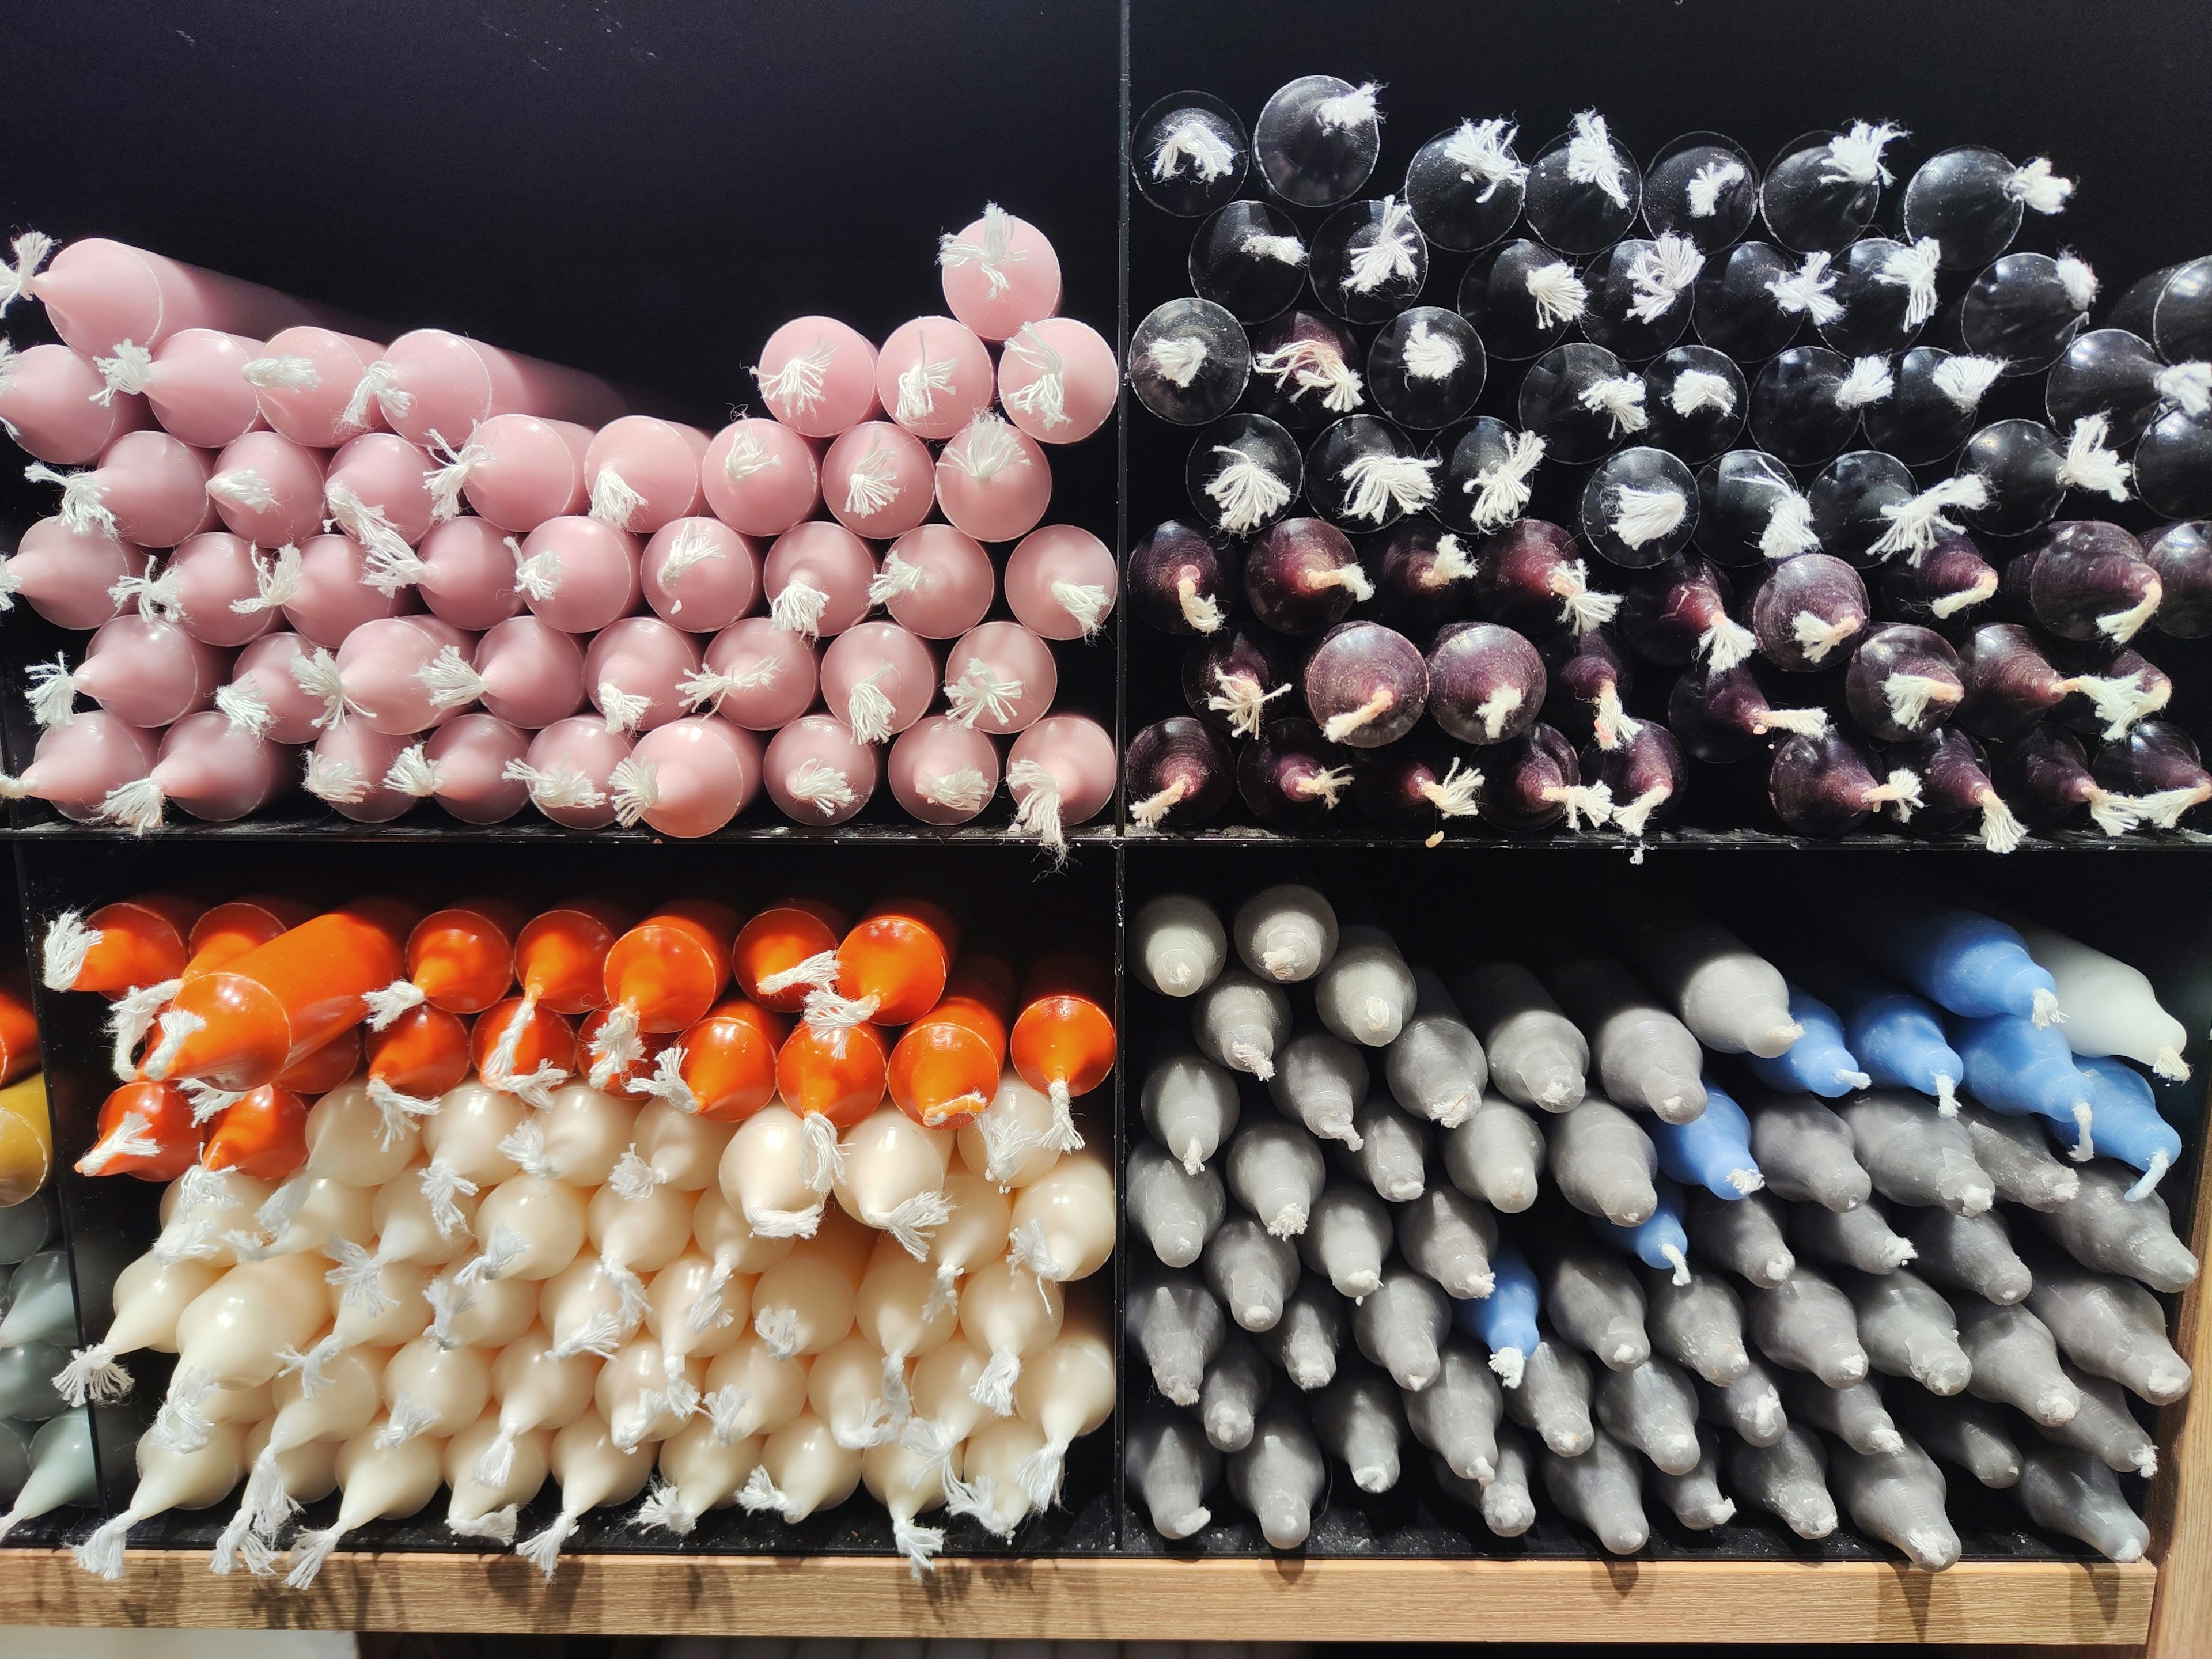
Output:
top-left (1650, 1079), bottom-right (1763, 1199)
top-left (1459, 1236), bottom-right (1540, 1388)
top-left (1828, 975), bottom-right (1965, 1113)
top-left (1589, 1173), bottom-right (1692, 1283)
top-left (2054, 1056), bottom-right (2186, 1200)
top-left (1870, 908), bottom-right (2061, 1025)
top-left (1744, 984), bottom-right (1869, 1099)
top-left (1953, 1012), bottom-right (2094, 1142)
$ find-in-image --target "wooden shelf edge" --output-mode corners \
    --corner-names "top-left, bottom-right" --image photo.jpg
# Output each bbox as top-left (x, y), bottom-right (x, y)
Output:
top-left (0, 1550), bottom-right (2156, 1643)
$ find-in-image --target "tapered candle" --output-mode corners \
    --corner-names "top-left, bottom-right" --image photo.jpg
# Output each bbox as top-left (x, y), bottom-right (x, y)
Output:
top-left (834, 1105), bottom-right (955, 1256)
top-left (702, 417), bottom-right (821, 537)
top-left (5, 712), bottom-right (160, 820)
top-left (202, 1084), bottom-right (308, 1183)
top-left (94, 711), bottom-right (290, 832)
top-left (460, 615), bottom-right (588, 730)
top-left (77, 1080), bottom-right (202, 1180)
top-left (890, 959), bottom-right (1014, 1131)
top-left (1007, 714), bottom-right (1118, 857)
top-left (278, 534), bottom-right (412, 648)
top-left (684, 616), bottom-right (819, 732)
top-left (157, 532), bottom-right (271, 647)
top-left (36, 613), bottom-right (227, 731)
top-left (878, 523), bottom-right (996, 639)
top-left (876, 315), bottom-right (995, 440)
top-left (611, 717), bottom-right (762, 838)
top-left (766, 519), bottom-right (876, 640)
top-left (935, 414), bottom-right (1051, 542)
top-left (91, 326), bottom-right (263, 446)
top-left (765, 714), bottom-right (879, 825)
top-left (938, 204), bottom-right (1062, 343)
top-left (887, 716), bottom-right (1001, 825)
top-left (823, 421), bottom-right (936, 540)
top-left (732, 899), bottom-right (845, 1014)
top-left (335, 615), bottom-right (471, 736)
top-left (945, 622), bottom-right (1056, 735)
top-left (822, 621), bottom-right (936, 745)
top-left (31, 429), bottom-right (213, 547)
top-left (753, 316), bottom-right (880, 438)
top-left (282, 1421), bottom-right (447, 1588)
top-left (2015, 922), bottom-right (2190, 1081)
top-left (998, 317), bottom-right (1116, 445)
top-left (0, 343), bottom-right (150, 463)
top-left (385, 715), bottom-right (531, 824)
top-left (641, 517), bottom-right (759, 631)
top-left (324, 431), bottom-right (437, 579)
top-left (508, 715), bottom-right (630, 829)
top-left (204, 430), bottom-right (327, 547)
top-left (583, 416), bottom-right (707, 535)
top-left (20, 236), bottom-right (335, 359)
top-left (1, 517), bottom-right (137, 630)
top-left (585, 616), bottom-right (701, 736)
top-left (349, 327), bottom-right (627, 448)
top-left (246, 325), bottom-right (388, 447)
top-left (73, 1420), bottom-right (250, 1580)
top-left (513, 515), bottom-right (642, 635)
top-left (1006, 525), bottom-right (1117, 642)
top-left (392, 517), bottom-right (523, 631)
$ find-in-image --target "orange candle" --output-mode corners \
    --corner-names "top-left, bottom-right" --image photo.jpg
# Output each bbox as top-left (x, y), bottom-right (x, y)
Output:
top-left (184, 896), bottom-right (314, 976)
top-left (200, 1084), bottom-right (310, 1181)
top-left (364, 899), bottom-right (527, 1030)
top-left (576, 1006), bottom-right (677, 1093)
top-left (274, 1026), bottom-right (362, 1095)
top-left (775, 1020), bottom-right (889, 1193)
top-left (733, 898), bottom-right (847, 1012)
top-left (365, 1003), bottom-right (474, 1140)
top-left (513, 899), bottom-right (636, 1016)
top-left (40, 891), bottom-right (200, 997)
top-left (816, 900), bottom-right (960, 1033)
top-left (635, 998), bottom-right (786, 1120)
top-left (888, 956), bottom-right (1014, 1130)
top-left (588, 901), bottom-right (738, 1088)
top-left (472, 995), bottom-right (579, 1107)
top-left (0, 968), bottom-right (40, 1088)
top-left (77, 1079), bottom-right (202, 1180)
top-left (1009, 953), bottom-right (1115, 1152)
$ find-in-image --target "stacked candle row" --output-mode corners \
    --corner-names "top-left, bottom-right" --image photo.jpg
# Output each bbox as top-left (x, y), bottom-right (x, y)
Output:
top-left (0, 977), bottom-right (71, 1540)
top-left (0, 214), bottom-right (1119, 844)
top-left (1120, 884), bottom-right (2193, 1561)
top-left (31, 891), bottom-right (1115, 1574)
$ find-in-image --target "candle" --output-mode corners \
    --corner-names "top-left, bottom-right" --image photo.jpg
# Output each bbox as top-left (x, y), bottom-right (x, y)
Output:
top-left (702, 418), bottom-right (821, 537)
top-left (1010, 955), bottom-right (1115, 1147)
top-left (95, 711), bottom-right (291, 832)
top-left (753, 316), bottom-right (880, 438)
top-left (889, 959), bottom-right (1014, 1131)
top-left (430, 413), bottom-right (592, 532)
top-left (99, 327), bottom-right (266, 448)
top-left (32, 428), bottom-right (214, 547)
top-left (834, 1105), bottom-right (955, 1254)
top-left (350, 328), bottom-right (628, 449)
top-left (2, 517), bottom-right (137, 630)
top-left (821, 620), bottom-right (937, 744)
top-left (876, 315), bottom-right (995, 440)
top-left (1005, 524), bottom-right (1116, 641)
top-left (641, 1000), bottom-right (783, 1122)
top-left (764, 714), bottom-right (879, 825)
top-left (641, 516), bottom-right (759, 631)
top-left (611, 716), bottom-right (762, 838)
top-left (73, 1421), bottom-right (251, 1580)
top-left (464, 615), bottom-right (588, 730)
top-left (506, 716), bottom-right (629, 829)
top-left (336, 615), bottom-right (471, 736)
top-left (961, 1255), bottom-right (1063, 1414)
top-left (1006, 713), bottom-right (1115, 855)
top-left (404, 517), bottom-right (525, 630)
top-left (938, 204), bottom-right (1062, 343)
top-left (935, 413), bottom-right (1051, 542)
top-left (0, 342), bottom-right (150, 464)
top-left (44, 612), bottom-right (229, 730)
top-left (160, 532), bottom-right (273, 647)
top-left (281, 1422), bottom-right (448, 1588)
top-left (766, 519), bottom-right (876, 639)
top-left (742, 1413), bottom-right (861, 1524)
top-left (324, 432), bottom-right (437, 578)
top-left (513, 515), bottom-right (642, 635)
top-left (5, 714), bottom-right (161, 820)
top-left (887, 715), bottom-right (1001, 824)
top-left (944, 620), bottom-right (1056, 735)
top-left (279, 534), bottom-right (414, 649)
top-left (585, 616), bottom-right (702, 736)
top-left (879, 523), bottom-right (997, 639)
top-left (822, 420), bottom-right (936, 539)
top-left (730, 899), bottom-right (844, 1014)
top-left (685, 616), bottom-right (819, 732)
top-left (244, 325), bottom-right (387, 446)
top-left (959, 1075), bottom-right (1063, 1187)
top-left (584, 416), bottom-right (709, 535)
top-left (205, 430), bottom-right (328, 548)
top-left (999, 317), bottom-right (1116, 445)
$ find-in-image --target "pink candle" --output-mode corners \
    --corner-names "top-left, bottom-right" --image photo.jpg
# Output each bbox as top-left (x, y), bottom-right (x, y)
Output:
top-left (325, 433), bottom-right (437, 590)
top-left (2, 713), bottom-right (160, 821)
top-left (584, 616), bottom-right (701, 734)
top-left (462, 615), bottom-right (589, 730)
top-left (820, 621), bottom-right (936, 744)
top-left (822, 421), bottom-right (935, 539)
top-left (510, 716), bottom-right (632, 830)
top-left (245, 327), bottom-right (390, 447)
top-left (164, 532), bottom-right (277, 647)
top-left (765, 520), bottom-right (875, 639)
top-left (753, 317), bottom-right (880, 438)
top-left (878, 524), bottom-right (996, 639)
top-left (2, 518), bottom-right (136, 629)
top-left (304, 723), bottom-right (415, 823)
top-left (99, 710), bottom-right (291, 832)
top-left (429, 413), bottom-right (592, 532)
top-left (763, 714), bottom-right (878, 825)
top-left (610, 717), bottom-right (762, 838)
top-left (944, 621), bottom-right (1056, 734)
top-left (388, 714), bottom-right (532, 824)
top-left (998, 318), bottom-right (1116, 445)
top-left (351, 328), bottom-right (628, 450)
top-left (584, 417), bottom-right (708, 533)
top-left (31, 429), bottom-right (213, 548)
top-left (99, 328), bottom-right (266, 448)
top-left (937, 205), bottom-right (1062, 342)
top-left (887, 715), bottom-right (1000, 824)
top-left (0, 343), bottom-right (151, 463)
top-left (875, 316), bottom-right (996, 441)
top-left (641, 517), bottom-right (758, 631)
top-left (338, 615), bottom-right (477, 736)
top-left (206, 431), bottom-right (327, 547)
top-left (702, 418), bottom-right (821, 537)
top-left (281, 533), bottom-right (414, 648)
top-left (935, 414), bottom-right (1051, 543)
top-left (1006, 713), bottom-right (1114, 858)
top-left (408, 517), bottom-right (524, 631)
top-left (688, 617), bottom-right (819, 732)
top-left (23, 236), bottom-right (336, 359)
top-left (45, 614), bottom-right (229, 729)
top-left (219, 632), bottom-right (328, 744)
top-left (1005, 525), bottom-right (1117, 641)
top-left (514, 516), bottom-right (642, 635)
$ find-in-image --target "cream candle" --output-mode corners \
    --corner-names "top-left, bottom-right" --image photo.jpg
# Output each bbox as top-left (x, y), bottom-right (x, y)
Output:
top-left (876, 315), bottom-right (995, 440)
top-left (204, 430), bottom-right (327, 548)
top-left (408, 517), bottom-right (525, 631)
top-left (880, 524), bottom-right (997, 639)
top-left (1005, 525), bottom-right (1116, 641)
top-left (31, 429), bottom-right (214, 548)
top-left (766, 520), bottom-right (876, 640)
top-left (935, 414), bottom-right (1051, 543)
top-left (513, 516), bottom-right (643, 635)
top-left (822, 421), bottom-right (936, 540)
top-left (0, 342), bottom-right (150, 463)
top-left (822, 621), bottom-right (937, 745)
top-left (431, 414), bottom-right (593, 532)
top-left (584, 416), bottom-right (709, 534)
top-left (97, 328), bottom-right (265, 448)
top-left (887, 715), bottom-right (1001, 825)
top-left (641, 517), bottom-right (759, 631)
top-left (1, 518), bottom-right (137, 629)
top-left (764, 714), bottom-right (879, 827)
top-left (611, 717), bottom-right (762, 838)
top-left (279, 534), bottom-right (414, 649)
top-left (685, 617), bottom-right (819, 732)
top-left (349, 328), bottom-right (628, 449)
top-left (509, 716), bottom-right (631, 830)
top-left (702, 418), bottom-right (821, 537)
top-left (3, 714), bottom-right (160, 821)
top-left (944, 621), bottom-right (1056, 735)
top-left (160, 532), bottom-right (274, 647)
top-left (753, 317), bottom-right (880, 438)
top-left (938, 204), bottom-right (1063, 342)
top-left (1007, 714), bottom-right (1115, 857)
top-left (999, 318), bottom-right (1117, 445)
top-left (246, 326), bottom-right (389, 447)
